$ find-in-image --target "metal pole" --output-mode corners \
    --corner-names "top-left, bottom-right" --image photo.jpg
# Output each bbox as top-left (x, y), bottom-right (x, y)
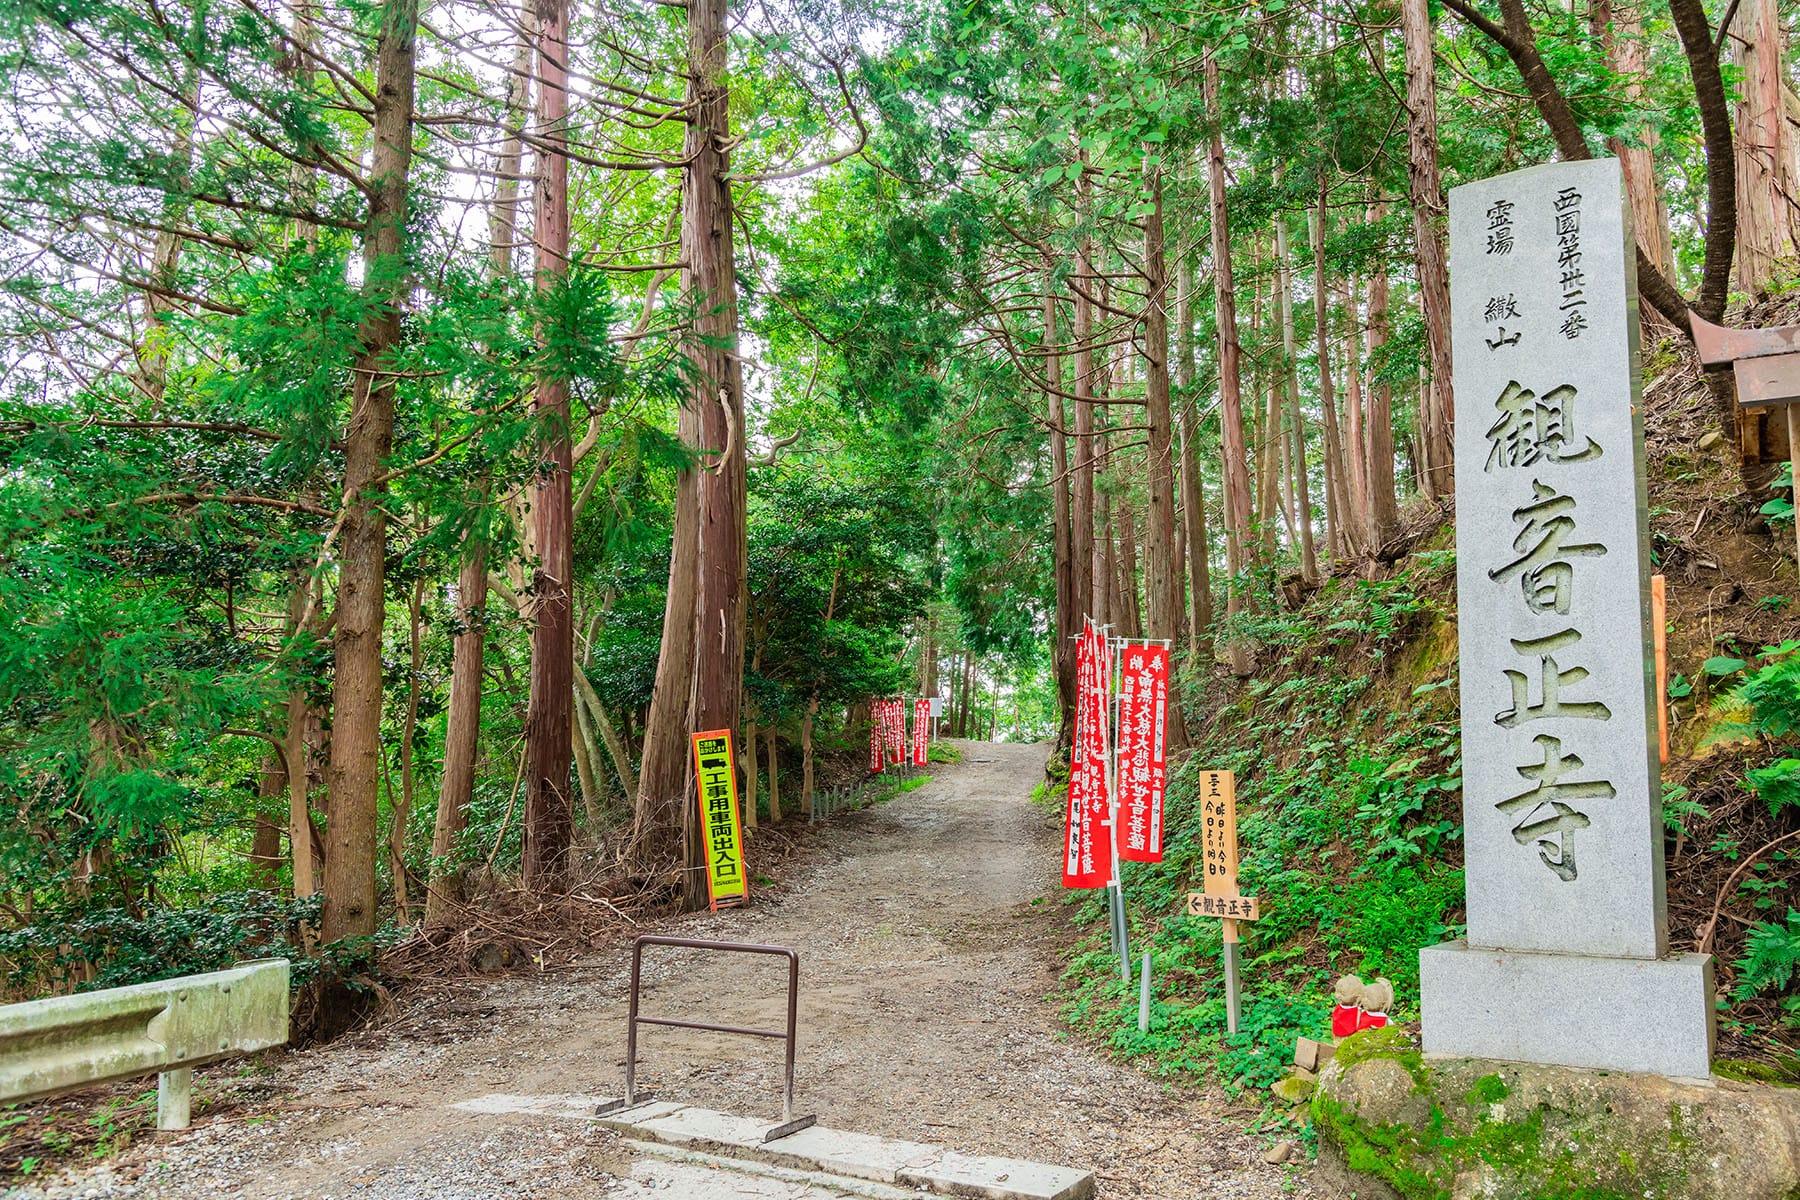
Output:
top-left (624, 939), bottom-right (644, 1105)
top-left (1223, 936), bottom-right (1241, 1035)
top-left (1138, 950), bottom-right (1152, 1033)
top-left (783, 951), bottom-right (799, 1125)
top-left (1104, 630), bottom-right (1128, 984)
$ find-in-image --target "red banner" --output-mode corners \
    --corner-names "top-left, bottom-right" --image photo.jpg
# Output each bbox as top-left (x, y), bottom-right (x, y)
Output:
top-left (1116, 642), bottom-right (1169, 863)
top-left (870, 707), bottom-right (884, 773)
top-left (1063, 619), bottom-right (1112, 888)
top-left (913, 698), bottom-right (929, 766)
top-left (887, 698), bottom-right (904, 765)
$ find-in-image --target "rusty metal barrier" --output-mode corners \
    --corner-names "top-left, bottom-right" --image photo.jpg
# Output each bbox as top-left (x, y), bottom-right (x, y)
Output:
top-left (595, 935), bottom-right (816, 1142)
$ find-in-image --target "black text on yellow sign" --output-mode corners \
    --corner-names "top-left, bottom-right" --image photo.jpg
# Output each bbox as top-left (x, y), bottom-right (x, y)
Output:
top-left (690, 730), bottom-right (748, 910)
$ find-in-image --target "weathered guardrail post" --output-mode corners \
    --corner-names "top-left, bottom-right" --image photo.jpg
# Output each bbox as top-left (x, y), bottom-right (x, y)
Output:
top-left (0, 959), bottom-right (289, 1131)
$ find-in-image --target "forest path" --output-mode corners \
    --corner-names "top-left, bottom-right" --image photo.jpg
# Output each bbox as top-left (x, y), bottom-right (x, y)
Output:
top-left (16, 742), bottom-right (1314, 1200)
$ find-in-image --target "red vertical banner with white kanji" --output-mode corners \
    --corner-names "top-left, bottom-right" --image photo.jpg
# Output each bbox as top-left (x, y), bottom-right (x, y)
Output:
top-left (913, 698), bottom-right (929, 766)
top-left (870, 702), bottom-right (885, 773)
top-left (1063, 619), bottom-right (1113, 888)
top-left (884, 698), bottom-right (903, 765)
top-left (1116, 643), bottom-right (1169, 863)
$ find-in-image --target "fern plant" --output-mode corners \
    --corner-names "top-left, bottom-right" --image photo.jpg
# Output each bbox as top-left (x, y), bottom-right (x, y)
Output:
top-left (1709, 641), bottom-right (1800, 816)
top-left (1733, 909), bottom-right (1800, 1029)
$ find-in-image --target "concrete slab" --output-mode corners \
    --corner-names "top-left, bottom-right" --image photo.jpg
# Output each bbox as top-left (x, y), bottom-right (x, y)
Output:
top-left (449, 1092), bottom-right (610, 1120)
top-left (615, 1103), bottom-right (774, 1152)
top-left (898, 1148), bottom-right (1096, 1200)
top-left (747, 1124), bottom-right (941, 1183)
top-left (595, 1098), bottom-right (688, 1125)
top-left (623, 1139), bottom-right (919, 1200)
top-left (597, 1102), bottom-right (1096, 1200)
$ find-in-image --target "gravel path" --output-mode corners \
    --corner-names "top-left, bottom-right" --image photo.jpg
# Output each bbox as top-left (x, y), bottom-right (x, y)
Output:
top-left (7, 741), bottom-right (1318, 1200)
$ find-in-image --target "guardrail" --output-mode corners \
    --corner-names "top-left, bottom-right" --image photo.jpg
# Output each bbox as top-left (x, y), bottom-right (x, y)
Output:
top-left (596, 935), bottom-right (814, 1142)
top-left (0, 959), bottom-right (289, 1131)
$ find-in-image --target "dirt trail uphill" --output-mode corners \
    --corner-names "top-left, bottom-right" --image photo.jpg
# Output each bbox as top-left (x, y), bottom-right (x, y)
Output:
top-left (10, 743), bottom-right (1318, 1200)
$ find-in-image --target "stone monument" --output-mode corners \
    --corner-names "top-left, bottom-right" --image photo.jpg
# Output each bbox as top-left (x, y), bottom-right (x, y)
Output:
top-left (1420, 158), bottom-right (1714, 1080)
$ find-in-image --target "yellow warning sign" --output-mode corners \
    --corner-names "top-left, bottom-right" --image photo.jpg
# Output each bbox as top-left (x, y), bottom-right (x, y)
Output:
top-left (691, 730), bottom-right (748, 910)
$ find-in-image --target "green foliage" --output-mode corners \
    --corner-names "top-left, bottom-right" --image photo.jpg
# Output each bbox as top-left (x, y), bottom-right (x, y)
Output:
top-left (0, 892), bottom-right (326, 995)
top-left (1732, 909), bottom-right (1800, 1029)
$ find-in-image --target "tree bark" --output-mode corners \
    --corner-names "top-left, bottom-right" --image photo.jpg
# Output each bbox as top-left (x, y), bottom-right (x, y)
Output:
top-left (1072, 222), bottom-right (1097, 626)
top-left (386, 578), bottom-right (424, 926)
top-left (1341, 279), bottom-right (1371, 555)
top-left (765, 727), bottom-right (781, 823)
top-left (523, 0), bottom-right (574, 892)
top-left (1140, 118), bottom-right (1186, 711)
top-left (320, 0), bottom-right (416, 947)
top-left (284, 573), bottom-right (321, 904)
top-left (1401, 0), bottom-right (1455, 499)
top-left (1205, 57), bottom-right (1253, 674)
top-left (1730, 0), bottom-right (1798, 294)
top-left (1176, 237), bottom-right (1213, 662)
top-left (800, 699), bottom-right (817, 815)
top-left (1275, 219), bottom-right (1317, 585)
top-left (1046, 266), bottom-right (1077, 749)
top-left (1364, 203), bottom-right (1401, 552)
top-left (1313, 194), bottom-right (1349, 564)
top-left (1600, 3), bottom-right (1677, 307)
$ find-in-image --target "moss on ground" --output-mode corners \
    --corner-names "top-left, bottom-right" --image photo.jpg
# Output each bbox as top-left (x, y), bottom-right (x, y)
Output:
top-left (1312, 1031), bottom-right (1708, 1200)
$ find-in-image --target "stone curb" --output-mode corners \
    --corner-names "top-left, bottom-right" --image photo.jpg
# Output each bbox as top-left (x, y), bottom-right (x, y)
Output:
top-left (594, 1099), bottom-right (1096, 1200)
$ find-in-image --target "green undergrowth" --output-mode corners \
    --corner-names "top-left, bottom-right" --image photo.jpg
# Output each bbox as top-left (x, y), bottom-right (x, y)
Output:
top-left (1056, 553), bottom-right (1466, 1098)
top-left (928, 741), bottom-right (962, 764)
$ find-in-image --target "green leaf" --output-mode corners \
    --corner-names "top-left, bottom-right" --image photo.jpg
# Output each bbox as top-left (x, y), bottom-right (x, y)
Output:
top-left (1702, 656), bottom-right (1747, 676)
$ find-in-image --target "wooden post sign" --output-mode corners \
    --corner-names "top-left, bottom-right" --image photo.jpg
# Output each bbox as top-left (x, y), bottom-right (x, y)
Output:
top-left (1189, 769), bottom-right (1258, 943)
top-left (691, 730), bottom-right (748, 911)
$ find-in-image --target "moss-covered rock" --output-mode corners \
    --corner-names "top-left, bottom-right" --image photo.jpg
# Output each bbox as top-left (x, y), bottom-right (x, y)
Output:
top-left (1311, 1028), bottom-right (1800, 1200)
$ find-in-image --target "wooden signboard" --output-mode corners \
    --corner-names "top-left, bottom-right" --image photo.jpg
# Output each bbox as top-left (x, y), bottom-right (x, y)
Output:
top-left (1198, 770), bottom-right (1249, 943)
top-left (1186, 893), bottom-right (1260, 921)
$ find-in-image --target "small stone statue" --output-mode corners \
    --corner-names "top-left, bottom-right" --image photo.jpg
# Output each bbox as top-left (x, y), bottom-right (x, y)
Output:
top-left (1331, 974), bottom-right (1364, 1039)
top-left (1330, 974), bottom-right (1395, 1040)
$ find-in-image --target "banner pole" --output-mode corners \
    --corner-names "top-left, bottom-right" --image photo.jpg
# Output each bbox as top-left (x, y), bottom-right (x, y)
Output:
top-left (1105, 629), bottom-right (1128, 985)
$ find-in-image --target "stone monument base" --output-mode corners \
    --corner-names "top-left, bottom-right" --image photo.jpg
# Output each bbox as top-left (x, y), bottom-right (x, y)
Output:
top-left (1420, 940), bottom-right (1714, 1080)
top-left (1313, 1027), bottom-right (1800, 1200)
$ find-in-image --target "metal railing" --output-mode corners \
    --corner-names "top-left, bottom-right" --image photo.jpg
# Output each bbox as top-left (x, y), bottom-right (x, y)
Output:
top-left (0, 959), bottom-right (289, 1131)
top-left (597, 935), bottom-right (815, 1142)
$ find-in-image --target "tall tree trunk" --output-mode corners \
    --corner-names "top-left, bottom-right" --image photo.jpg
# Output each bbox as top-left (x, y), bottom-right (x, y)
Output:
top-left (1141, 113), bottom-right (1186, 735)
top-left (1313, 193), bottom-right (1349, 564)
top-left (1363, 204), bottom-right (1401, 551)
top-left (1072, 222), bottom-right (1097, 627)
top-left (1341, 279), bottom-right (1371, 556)
top-left (1205, 58), bottom-right (1253, 674)
top-left (1401, 0), bottom-right (1455, 498)
top-left (1731, 0), bottom-right (1798, 294)
top-left (427, 533), bottom-right (488, 924)
top-left (1275, 219), bottom-right (1317, 585)
top-left (320, 0), bottom-right (416, 947)
top-left (523, 0), bottom-right (574, 891)
top-left (388, 579), bottom-right (424, 926)
top-left (426, 27), bottom-right (525, 925)
top-left (1047, 265), bottom-right (1077, 748)
top-left (765, 727), bottom-right (780, 823)
top-left (800, 699), bottom-right (817, 815)
top-left (572, 690), bottom-right (602, 827)
top-left (681, 0), bottom-right (748, 904)
top-left (575, 667), bottom-right (636, 800)
top-left (742, 708), bottom-right (759, 830)
top-left (1176, 239), bottom-right (1213, 663)
top-left (284, 574), bottom-right (321, 903)
top-left (634, 0), bottom-right (749, 900)
top-left (1116, 495), bottom-right (1143, 639)
top-left (1601, 4), bottom-right (1675, 284)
